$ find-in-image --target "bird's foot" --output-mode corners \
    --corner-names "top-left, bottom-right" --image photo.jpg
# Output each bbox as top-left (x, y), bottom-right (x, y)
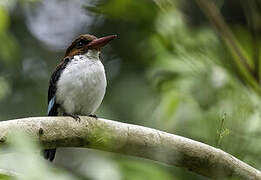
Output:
top-left (70, 114), bottom-right (81, 122)
top-left (64, 113), bottom-right (81, 122)
top-left (89, 114), bottom-right (98, 119)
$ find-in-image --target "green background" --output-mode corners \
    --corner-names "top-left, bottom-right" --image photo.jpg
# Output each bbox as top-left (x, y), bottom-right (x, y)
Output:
top-left (0, 0), bottom-right (261, 179)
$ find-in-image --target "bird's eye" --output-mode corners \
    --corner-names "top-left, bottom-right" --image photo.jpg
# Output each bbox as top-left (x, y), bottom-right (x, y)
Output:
top-left (77, 40), bottom-right (84, 48)
top-left (76, 39), bottom-right (92, 48)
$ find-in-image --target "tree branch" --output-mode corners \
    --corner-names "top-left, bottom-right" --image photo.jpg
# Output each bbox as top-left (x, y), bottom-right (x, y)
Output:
top-left (0, 116), bottom-right (260, 179)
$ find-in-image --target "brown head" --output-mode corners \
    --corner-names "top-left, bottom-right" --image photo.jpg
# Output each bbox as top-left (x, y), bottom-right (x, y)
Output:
top-left (65, 34), bottom-right (117, 57)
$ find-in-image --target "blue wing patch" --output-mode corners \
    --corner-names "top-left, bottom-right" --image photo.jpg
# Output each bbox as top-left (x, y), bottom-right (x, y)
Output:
top-left (47, 97), bottom-right (55, 115)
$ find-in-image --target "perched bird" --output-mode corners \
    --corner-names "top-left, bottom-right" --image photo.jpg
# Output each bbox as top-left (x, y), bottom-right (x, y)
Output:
top-left (43, 34), bottom-right (117, 161)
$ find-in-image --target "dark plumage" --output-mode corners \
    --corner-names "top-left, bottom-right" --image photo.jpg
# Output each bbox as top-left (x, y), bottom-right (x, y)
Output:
top-left (65, 34), bottom-right (97, 57)
top-left (43, 57), bottom-right (71, 161)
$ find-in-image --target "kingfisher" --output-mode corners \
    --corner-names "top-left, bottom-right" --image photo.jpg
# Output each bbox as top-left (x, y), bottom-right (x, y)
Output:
top-left (43, 34), bottom-right (117, 161)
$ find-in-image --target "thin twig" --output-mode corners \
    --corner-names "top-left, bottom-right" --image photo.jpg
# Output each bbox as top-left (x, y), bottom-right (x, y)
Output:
top-left (195, 0), bottom-right (261, 94)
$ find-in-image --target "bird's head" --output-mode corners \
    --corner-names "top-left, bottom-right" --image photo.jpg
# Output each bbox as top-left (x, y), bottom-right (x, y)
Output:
top-left (65, 34), bottom-right (117, 57)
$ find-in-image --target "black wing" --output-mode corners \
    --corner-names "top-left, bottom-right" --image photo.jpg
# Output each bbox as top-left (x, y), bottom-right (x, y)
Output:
top-left (47, 57), bottom-right (71, 116)
top-left (44, 57), bottom-right (72, 162)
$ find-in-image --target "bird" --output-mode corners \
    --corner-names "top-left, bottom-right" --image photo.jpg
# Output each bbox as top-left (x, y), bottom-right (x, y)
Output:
top-left (43, 34), bottom-right (117, 161)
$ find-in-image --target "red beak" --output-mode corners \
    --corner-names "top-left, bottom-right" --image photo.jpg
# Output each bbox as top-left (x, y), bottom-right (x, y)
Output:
top-left (87, 35), bottom-right (117, 49)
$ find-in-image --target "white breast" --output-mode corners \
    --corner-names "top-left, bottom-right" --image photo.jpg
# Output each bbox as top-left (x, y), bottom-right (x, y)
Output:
top-left (55, 50), bottom-right (107, 115)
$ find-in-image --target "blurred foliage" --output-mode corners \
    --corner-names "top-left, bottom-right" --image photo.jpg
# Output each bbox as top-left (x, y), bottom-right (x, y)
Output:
top-left (1, 0), bottom-right (261, 179)
top-left (0, 131), bottom-right (78, 180)
top-left (118, 159), bottom-right (174, 180)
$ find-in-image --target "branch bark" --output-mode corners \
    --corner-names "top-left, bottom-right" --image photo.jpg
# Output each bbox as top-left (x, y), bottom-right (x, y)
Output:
top-left (0, 116), bottom-right (260, 179)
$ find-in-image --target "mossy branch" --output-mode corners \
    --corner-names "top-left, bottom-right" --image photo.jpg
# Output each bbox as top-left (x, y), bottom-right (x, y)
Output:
top-left (0, 116), bottom-right (260, 179)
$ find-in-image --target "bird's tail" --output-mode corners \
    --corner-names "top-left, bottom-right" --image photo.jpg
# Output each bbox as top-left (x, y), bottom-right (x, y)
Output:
top-left (42, 149), bottom-right (56, 162)
top-left (43, 99), bottom-right (58, 161)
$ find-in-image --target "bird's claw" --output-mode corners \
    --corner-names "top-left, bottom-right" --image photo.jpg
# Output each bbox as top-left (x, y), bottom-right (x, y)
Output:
top-left (89, 114), bottom-right (98, 119)
top-left (65, 113), bottom-right (81, 122)
top-left (71, 114), bottom-right (81, 122)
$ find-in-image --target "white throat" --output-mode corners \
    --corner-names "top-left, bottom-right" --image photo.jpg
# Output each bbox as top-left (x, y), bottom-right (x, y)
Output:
top-left (84, 49), bottom-right (100, 60)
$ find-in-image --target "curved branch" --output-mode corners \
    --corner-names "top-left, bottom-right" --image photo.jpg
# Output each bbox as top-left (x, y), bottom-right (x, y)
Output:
top-left (0, 116), bottom-right (260, 179)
